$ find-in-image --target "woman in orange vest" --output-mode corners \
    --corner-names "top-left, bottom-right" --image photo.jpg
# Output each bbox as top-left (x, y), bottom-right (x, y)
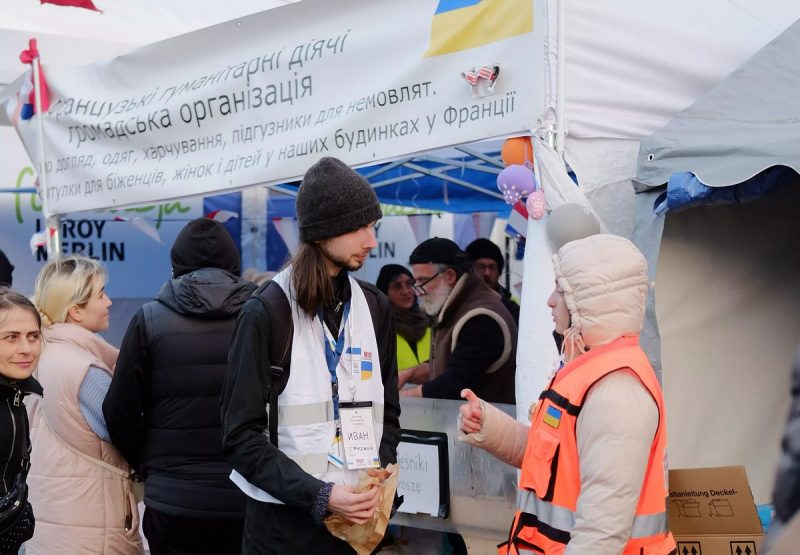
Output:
top-left (459, 234), bottom-right (676, 554)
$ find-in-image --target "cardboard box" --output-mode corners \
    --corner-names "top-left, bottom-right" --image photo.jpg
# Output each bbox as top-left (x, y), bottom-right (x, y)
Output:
top-left (669, 466), bottom-right (764, 555)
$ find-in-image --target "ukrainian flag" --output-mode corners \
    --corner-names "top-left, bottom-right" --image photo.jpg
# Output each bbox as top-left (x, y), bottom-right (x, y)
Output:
top-left (425, 0), bottom-right (533, 57)
top-left (360, 360), bottom-right (373, 380)
top-left (542, 405), bottom-right (562, 429)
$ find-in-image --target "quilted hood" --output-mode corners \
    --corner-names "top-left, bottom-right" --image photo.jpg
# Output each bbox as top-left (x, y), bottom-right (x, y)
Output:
top-left (553, 234), bottom-right (648, 360)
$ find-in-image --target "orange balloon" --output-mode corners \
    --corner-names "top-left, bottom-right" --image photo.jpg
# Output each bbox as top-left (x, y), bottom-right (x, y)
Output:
top-left (501, 137), bottom-right (534, 166)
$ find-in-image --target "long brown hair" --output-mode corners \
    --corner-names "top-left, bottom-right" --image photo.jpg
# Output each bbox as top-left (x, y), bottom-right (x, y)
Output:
top-left (290, 242), bottom-right (334, 317)
top-left (0, 286), bottom-right (42, 331)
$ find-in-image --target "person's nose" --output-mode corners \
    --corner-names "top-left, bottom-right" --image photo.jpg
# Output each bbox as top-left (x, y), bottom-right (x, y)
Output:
top-left (17, 337), bottom-right (33, 355)
top-left (363, 226), bottom-right (377, 249)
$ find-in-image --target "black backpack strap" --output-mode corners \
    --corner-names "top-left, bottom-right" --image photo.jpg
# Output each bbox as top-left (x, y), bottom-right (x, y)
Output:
top-left (253, 280), bottom-right (293, 448)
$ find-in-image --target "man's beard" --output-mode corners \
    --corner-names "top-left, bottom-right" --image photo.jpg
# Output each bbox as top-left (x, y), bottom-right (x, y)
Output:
top-left (419, 283), bottom-right (452, 316)
top-left (320, 245), bottom-right (365, 272)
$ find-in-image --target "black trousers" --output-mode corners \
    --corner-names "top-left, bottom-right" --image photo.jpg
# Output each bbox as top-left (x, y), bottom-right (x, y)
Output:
top-left (242, 498), bottom-right (354, 555)
top-left (143, 507), bottom-right (244, 555)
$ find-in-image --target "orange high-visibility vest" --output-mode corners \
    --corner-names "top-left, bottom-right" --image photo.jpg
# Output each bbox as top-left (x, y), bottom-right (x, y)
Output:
top-left (499, 336), bottom-right (677, 555)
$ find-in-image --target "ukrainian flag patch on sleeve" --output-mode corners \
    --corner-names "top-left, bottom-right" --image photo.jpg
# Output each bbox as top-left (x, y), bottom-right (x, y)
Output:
top-left (542, 405), bottom-right (562, 429)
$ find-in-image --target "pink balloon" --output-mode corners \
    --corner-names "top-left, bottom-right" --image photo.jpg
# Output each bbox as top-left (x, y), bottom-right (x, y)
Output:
top-left (526, 190), bottom-right (547, 220)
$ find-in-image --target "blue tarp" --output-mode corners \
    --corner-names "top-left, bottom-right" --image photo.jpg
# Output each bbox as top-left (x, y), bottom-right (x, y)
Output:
top-left (272, 152), bottom-right (510, 215)
top-left (653, 166), bottom-right (798, 214)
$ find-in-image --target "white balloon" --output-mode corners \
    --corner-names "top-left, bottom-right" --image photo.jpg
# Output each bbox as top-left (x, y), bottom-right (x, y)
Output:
top-left (546, 203), bottom-right (601, 250)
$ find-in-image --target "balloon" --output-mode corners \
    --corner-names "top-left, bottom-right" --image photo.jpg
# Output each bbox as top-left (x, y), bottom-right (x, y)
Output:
top-left (526, 190), bottom-right (547, 220)
top-left (546, 203), bottom-right (602, 249)
top-left (497, 164), bottom-right (536, 205)
top-left (501, 137), bottom-right (533, 166)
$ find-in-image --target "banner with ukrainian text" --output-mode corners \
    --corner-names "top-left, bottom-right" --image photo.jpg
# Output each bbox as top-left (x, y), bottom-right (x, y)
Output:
top-left (1, 0), bottom-right (543, 214)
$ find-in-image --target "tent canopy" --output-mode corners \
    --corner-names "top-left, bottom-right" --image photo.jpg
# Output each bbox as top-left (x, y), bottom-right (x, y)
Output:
top-left (635, 18), bottom-right (800, 189)
top-left (270, 144), bottom-right (510, 214)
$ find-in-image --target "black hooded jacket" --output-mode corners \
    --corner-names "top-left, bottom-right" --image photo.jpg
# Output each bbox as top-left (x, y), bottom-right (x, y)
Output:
top-left (103, 268), bottom-right (256, 519)
top-left (0, 374), bottom-right (41, 496)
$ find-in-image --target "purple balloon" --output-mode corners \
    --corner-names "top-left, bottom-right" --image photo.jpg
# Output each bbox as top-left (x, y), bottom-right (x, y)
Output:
top-left (497, 164), bottom-right (536, 205)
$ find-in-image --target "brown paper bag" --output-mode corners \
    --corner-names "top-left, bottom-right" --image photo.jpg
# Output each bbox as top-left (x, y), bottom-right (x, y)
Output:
top-left (324, 463), bottom-right (399, 555)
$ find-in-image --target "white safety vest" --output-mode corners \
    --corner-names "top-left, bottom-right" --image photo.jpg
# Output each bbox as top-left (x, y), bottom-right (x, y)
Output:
top-left (231, 267), bottom-right (385, 504)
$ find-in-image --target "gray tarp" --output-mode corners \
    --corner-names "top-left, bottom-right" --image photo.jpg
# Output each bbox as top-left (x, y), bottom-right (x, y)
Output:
top-left (635, 17), bottom-right (800, 189)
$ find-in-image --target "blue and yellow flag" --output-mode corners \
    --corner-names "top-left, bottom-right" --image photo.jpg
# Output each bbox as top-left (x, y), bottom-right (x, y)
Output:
top-left (542, 405), bottom-right (562, 429)
top-left (425, 0), bottom-right (533, 57)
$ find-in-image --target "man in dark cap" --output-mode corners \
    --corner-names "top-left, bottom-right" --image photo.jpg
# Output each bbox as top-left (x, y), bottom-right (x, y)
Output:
top-left (104, 217), bottom-right (256, 554)
top-left (0, 249), bottom-right (13, 287)
top-left (221, 157), bottom-right (400, 553)
top-left (402, 237), bottom-right (517, 404)
top-left (465, 238), bottom-right (520, 324)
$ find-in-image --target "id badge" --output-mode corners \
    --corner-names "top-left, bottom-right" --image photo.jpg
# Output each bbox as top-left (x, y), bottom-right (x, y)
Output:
top-left (339, 402), bottom-right (380, 469)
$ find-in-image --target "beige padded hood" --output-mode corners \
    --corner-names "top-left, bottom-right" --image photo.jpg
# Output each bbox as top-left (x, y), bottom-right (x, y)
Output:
top-left (553, 234), bottom-right (648, 360)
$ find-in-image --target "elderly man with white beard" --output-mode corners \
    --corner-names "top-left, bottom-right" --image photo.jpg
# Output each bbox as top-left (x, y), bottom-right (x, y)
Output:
top-left (400, 238), bottom-right (517, 404)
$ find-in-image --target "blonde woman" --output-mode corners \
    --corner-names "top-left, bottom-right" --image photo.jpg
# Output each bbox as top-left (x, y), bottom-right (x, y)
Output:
top-left (26, 255), bottom-right (142, 554)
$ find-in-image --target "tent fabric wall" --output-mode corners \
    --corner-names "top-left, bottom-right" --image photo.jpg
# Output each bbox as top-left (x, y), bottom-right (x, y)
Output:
top-left (656, 186), bottom-right (800, 503)
top-left (636, 19), bottom-right (800, 189)
top-left (557, 0), bottom-right (800, 141)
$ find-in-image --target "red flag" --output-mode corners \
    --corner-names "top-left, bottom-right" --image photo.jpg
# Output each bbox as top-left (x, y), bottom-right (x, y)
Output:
top-left (18, 39), bottom-right (50, 119)
top-left (41, 0), bottom-right (100, 12)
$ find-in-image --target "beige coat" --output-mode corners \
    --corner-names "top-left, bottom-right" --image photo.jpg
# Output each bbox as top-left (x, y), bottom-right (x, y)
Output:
top-left (26, 323), bottom-right (142, 555)
top-left (460, 234), bottom-right (659, 553)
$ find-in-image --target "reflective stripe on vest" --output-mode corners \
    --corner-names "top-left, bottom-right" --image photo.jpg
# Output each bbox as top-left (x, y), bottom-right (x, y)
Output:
top-left (517, 490), bottom-right (668, 539)
top-left (277, 401), bottom-right (385, 429)
top-left (517, 490), bottom-right (574, 532)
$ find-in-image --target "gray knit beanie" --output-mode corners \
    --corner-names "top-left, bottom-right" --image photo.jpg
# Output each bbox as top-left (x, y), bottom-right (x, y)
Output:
top-left (296, 157), bottom-right (382, 242)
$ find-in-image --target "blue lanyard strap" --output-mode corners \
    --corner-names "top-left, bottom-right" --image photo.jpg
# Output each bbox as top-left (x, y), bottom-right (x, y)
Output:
top-left (320, 301), bottom-right (351, 421)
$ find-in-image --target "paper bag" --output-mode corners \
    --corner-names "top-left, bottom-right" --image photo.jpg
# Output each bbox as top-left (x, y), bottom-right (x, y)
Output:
top-left (324, 463), bottom-right (399, 555)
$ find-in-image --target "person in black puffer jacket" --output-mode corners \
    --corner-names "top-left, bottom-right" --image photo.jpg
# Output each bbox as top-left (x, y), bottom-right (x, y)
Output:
top-left (0, 287), bottom-right (43, 554)
top-left (103, 218), bottom-right (256, 555)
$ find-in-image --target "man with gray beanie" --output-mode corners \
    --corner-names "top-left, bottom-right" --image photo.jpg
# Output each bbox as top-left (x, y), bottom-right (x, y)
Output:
top-left (401, 237), bottom-right (517, 404)
top-left (104, 217), bottom-right (256, 554)
top-left (222, 157), bottom-right (400, 554)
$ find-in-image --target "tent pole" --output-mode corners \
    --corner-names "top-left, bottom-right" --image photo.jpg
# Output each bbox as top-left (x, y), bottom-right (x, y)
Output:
top-left (504, 236), bottom-right (511, 292)
top-left (403, 162), bottom-right (505, 200)
top-left (31, 44), bottom-right (60, 259)
top-left (555, 0), bottom-right (566, 156)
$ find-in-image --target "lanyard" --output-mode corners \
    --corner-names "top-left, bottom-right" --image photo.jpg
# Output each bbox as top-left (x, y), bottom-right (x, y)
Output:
top-left (319, 301), bottom-right (351, 421)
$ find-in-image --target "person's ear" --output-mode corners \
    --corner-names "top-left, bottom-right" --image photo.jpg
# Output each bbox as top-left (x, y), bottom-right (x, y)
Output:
top-left (66, 304), bottom-right (82, 323)
top-left (444, 268), bottom-right (458, 286)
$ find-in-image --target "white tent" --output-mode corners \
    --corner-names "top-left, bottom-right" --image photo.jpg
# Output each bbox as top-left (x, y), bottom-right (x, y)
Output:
top-left (3, 0), bottom-right (799, 505)
top-left (518, 0), bottom-right (800, 503)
